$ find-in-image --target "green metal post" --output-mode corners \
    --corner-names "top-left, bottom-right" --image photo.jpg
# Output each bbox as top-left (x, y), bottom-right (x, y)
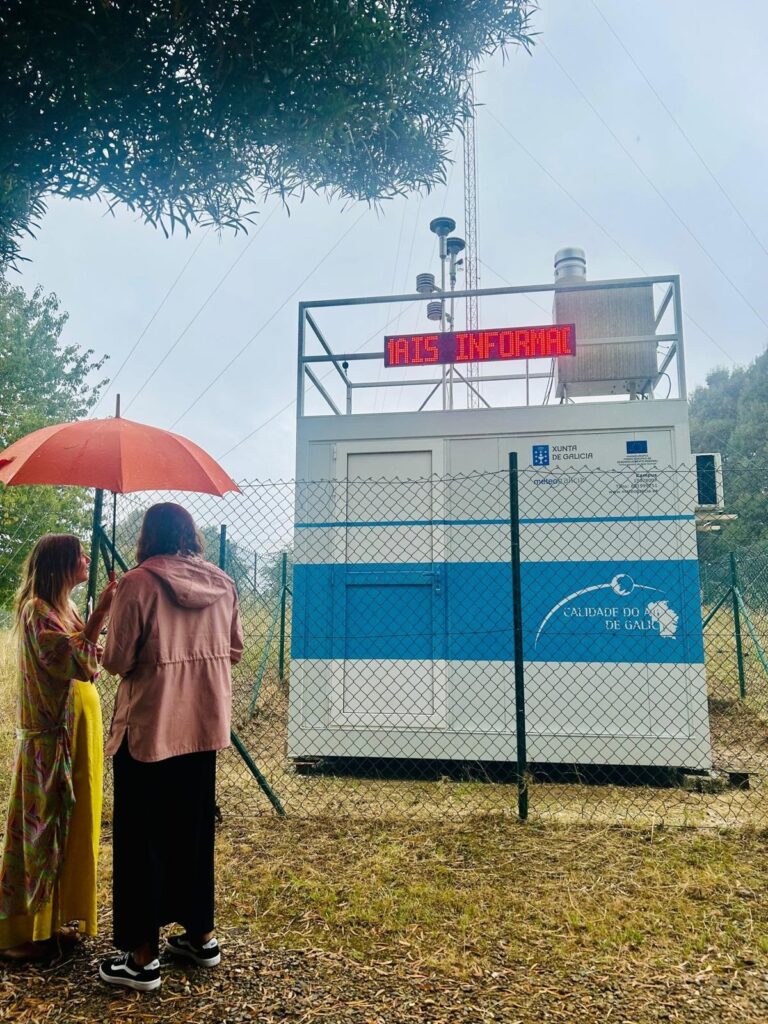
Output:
top-left (86, 489), bottom-right (104, 614)
top-left (730, 552), bottom-right (746, 701)
top-left (278, 551), bottom-right (288, 682)
top-left (229, 730), bottom-right (286, 817)
top-left (219, 523), bottom-right (286, 816)
top-left (701, 587), bottom-right (732, 629)
top-left (99, 532), bottom-right (129, 574)
top-left (508, 453), bottom-right (528, 822)
top-left (219, 525), bottom-right (227, 573)
top-left (735, 590), bottom-right (768, 683)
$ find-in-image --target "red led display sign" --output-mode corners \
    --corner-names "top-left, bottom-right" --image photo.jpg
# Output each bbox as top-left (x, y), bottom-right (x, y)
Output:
top-left (383, 323), bottom-right (576, 368)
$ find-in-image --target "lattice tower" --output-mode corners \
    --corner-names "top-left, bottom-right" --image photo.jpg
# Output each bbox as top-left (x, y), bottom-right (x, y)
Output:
top-left (463, 75), bottom-right (481, 408)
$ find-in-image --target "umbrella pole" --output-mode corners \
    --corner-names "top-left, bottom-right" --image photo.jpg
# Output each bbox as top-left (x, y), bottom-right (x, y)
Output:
top-left (110, 491), bottom-right (117, 580)
top-left (86, 488), bottom-right (104, 616)
top-left (110, 394), bottom-right (120, 581)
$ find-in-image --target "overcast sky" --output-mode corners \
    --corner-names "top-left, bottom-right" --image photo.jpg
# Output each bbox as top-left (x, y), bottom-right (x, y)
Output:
top-left (16, 0), bottom-right (768, 481)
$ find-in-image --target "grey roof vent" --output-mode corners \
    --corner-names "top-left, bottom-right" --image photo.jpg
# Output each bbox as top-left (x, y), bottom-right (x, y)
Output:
top-left (554, 246), bottom-right (587, 282)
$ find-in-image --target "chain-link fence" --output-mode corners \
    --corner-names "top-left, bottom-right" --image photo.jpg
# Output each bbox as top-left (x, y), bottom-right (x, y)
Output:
top-left (2, 467), bottom-right (768, 826)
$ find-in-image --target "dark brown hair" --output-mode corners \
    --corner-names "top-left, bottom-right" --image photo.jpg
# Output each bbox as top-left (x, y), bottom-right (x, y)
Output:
top-left (14, 534), bottom-right (83, 624)
top-left (136, 503), bottom-right (204, 563)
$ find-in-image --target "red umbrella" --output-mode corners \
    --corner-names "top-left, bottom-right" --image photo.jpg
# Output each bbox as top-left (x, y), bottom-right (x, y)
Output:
top-left (0, 414), bottom-right (285, 813)
top-left (0, 415), bottom-right (238, 495)
top-left (0, 413), bottom-right (239, 579)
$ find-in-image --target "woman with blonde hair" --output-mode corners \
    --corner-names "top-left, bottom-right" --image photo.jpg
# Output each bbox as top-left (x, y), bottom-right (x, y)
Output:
top-left (0, 534), bottom-right (116, 960)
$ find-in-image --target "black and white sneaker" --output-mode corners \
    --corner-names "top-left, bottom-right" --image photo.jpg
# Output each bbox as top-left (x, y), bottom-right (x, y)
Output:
top-left (166, 933), bottom-right (221, 967)
top-left (98, 953), bottom-right (162, 991)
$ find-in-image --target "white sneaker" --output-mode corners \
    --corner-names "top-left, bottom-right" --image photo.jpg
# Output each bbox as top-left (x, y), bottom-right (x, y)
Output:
top-left (166, 933), bottom-right (221, 967)
top-left (99, 952), bottom-right (162, 991)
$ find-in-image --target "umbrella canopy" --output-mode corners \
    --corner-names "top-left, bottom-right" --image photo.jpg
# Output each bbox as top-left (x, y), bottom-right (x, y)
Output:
top-left (0, 416), bottom-right (239, 495)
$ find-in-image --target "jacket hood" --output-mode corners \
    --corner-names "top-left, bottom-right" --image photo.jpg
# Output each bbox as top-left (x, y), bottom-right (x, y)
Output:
top-left (138, 555), bottom-right (233, 609)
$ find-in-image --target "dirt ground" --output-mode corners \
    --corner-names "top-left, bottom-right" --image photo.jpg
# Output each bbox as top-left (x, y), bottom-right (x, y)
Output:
top-left (3, 936), bottom-right (768, 1024)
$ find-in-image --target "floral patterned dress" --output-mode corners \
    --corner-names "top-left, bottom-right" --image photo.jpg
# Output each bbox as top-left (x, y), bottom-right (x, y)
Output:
top-left (0, 598), bottom-right (103, 945)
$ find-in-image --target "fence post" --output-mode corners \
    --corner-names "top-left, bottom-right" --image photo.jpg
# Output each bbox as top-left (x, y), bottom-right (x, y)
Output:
top-left (508, 452), bottom-right (528, 822)
top-left (278, 551), bottom-right (288, 682)
top-left (219, 524), bottom-right (227, 573)
top-left (220, 523), bottom-right (287, 816)
top-left (86, 488), bottom-right (104, 615)
top-left (730, 552), bottom-right (747, 700)
top-left (230, 731), bottom-right (286, 817)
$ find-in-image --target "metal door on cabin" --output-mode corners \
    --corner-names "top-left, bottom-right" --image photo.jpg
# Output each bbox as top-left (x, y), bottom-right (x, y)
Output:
top-left (330, 447), bottom-right (447, 728)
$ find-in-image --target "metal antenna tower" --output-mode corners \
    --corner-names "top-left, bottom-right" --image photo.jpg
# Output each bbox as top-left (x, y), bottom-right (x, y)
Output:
top-left (463, 75), bottom-right (481, 407)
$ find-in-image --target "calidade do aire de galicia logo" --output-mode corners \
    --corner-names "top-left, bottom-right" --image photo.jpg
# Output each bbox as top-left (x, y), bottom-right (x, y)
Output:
top-left (534, 573), bottom-right (679, 648)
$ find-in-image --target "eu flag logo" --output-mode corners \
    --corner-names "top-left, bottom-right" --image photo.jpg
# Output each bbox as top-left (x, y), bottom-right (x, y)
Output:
top-left (626, 440), bottom-right (648, 455)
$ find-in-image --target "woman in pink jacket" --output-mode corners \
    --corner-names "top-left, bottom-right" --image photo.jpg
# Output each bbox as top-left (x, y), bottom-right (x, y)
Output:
top-left (98, 503), bottom-right (243, 992)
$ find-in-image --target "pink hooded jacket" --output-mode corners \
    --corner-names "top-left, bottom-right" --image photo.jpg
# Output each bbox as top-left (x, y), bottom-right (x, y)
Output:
top-left (103, 554), bottom-right (244, 762)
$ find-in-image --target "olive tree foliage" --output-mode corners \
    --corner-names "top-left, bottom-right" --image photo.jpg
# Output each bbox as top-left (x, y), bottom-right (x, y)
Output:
top-left (0, 279), bottom-right (108, 607)
top-left (0, 0), bottom-right (536, 267)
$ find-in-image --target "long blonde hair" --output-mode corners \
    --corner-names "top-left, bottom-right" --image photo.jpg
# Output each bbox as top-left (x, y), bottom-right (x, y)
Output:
top-left (14, 534), bottom-right (83, 626)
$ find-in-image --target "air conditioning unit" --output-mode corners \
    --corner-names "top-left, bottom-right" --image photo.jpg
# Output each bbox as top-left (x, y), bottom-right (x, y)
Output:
top-left (695, 453), bottom-right (724, 510)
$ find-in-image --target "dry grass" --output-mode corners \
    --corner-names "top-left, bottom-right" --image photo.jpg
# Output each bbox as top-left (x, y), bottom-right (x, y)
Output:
top-left (1, 820), bottom-right (767, 1022)
top-left (213, 817), bottom-right (768, 973)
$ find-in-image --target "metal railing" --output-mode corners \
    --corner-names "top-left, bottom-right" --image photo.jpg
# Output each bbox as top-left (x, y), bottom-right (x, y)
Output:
top-left (296, 276), bottom-right (686, 416)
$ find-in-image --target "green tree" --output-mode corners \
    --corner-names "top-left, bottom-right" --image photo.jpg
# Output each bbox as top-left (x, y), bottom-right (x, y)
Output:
top-left (689, 349), bottom-right (768, 554)
top-left (0, 1), bottom-right (535, 267)
top-left (0, 278), bottom-right (107, 607)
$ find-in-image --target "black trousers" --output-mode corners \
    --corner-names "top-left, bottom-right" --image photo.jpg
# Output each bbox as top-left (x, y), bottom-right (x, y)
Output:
top-left (112, 739), bottom-right (216, 954)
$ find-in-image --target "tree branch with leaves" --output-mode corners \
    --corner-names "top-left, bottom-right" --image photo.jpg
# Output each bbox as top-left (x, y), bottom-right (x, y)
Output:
top-left (0, 0), bottom-right (536, 267)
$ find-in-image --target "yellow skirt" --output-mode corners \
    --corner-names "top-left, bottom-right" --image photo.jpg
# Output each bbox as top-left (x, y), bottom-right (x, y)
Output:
top-left (0, 680), bottom-right (103, 947)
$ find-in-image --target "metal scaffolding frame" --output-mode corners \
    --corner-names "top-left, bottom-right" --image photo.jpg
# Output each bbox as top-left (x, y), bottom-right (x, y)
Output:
top-left (296, 275), bottom-right (686, 419)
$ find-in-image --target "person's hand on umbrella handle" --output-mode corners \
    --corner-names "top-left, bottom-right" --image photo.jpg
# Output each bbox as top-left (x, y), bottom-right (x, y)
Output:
top-left (95, 578), bottom-right (119, 616)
